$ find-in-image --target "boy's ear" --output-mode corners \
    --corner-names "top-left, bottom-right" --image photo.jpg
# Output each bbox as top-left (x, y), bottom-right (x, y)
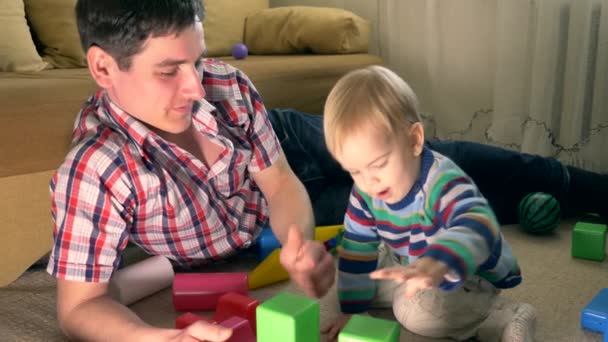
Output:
top-left (86, 46), bottom-right (118, 89)
top-left (409, 122), bottom-right (425, 156)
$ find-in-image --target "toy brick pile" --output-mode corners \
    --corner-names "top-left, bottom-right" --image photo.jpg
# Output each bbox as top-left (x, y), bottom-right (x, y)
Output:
top-left (574, 216), bottom-right (608, 341)
top-left (172, 224), bottom-right (401, 341)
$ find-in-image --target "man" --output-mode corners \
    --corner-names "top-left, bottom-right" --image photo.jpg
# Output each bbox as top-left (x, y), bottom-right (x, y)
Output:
top-left (49, 1), bottom-right (333, 341)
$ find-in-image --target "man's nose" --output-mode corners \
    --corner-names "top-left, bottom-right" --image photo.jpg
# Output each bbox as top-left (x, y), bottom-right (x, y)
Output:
top-left (181, 66), bottom-right (205, 100)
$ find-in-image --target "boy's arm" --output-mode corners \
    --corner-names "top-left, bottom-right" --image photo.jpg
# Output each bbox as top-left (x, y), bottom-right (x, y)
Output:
top-left (338, 188), bottom-right (381, 314)
top-left (56, 279), bottom-right (231, 341)
top-left (422, 169), bottom-right (508, 287)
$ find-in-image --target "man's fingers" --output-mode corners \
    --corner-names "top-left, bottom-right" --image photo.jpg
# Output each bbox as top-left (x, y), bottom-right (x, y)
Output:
top-left (185, 321), bottom-right (232, 341)
top-left (280, 225), bottom-right (305, 266)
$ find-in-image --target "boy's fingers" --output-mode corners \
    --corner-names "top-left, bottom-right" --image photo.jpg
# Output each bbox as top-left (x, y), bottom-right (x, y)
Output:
top-left (370, 266), bottom-right (417, 281)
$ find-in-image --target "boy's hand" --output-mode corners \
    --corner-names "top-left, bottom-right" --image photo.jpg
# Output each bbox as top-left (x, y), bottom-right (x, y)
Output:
top-left (321, 314), bottom-right (352, 342)
top-left (165, 320), bottom-right (232, 342)
top-left (280, 225), bottom-right (336, 298)
top-left (369, 256), bottom-right (449, 297)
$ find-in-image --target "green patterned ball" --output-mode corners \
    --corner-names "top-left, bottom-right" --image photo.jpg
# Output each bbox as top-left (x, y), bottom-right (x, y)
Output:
top-left (518, 192), bottom-right (561, 234)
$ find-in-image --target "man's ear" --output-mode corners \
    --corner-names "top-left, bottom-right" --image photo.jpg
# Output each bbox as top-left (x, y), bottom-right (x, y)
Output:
top-left (409, 122), bottom-right (425, 157)
top-left (86, 46), bottom-right (118, 89)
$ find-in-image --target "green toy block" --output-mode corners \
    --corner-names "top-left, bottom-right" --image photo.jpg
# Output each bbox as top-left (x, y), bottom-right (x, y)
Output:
top-left (572, 222), bottom-right (607, 261)
top-left (338, 314), bottom-right (400, 342)
top-left (256, 292), bottom-right (319, 342)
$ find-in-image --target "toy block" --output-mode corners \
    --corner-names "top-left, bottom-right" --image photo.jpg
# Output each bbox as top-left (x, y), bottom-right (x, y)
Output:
top-left (256, 292), bottom-right (320, 342)
top-left (175, 312), bottom-right (216, 329)
top-left (256, 227), bottom-right (281, 261)
top-left (338, 314), bottom-right (400, 342)
top-left (248, 248), bottom-right (289, 290)
top-left (212, 292), bottom-right (260, 334)
top-left (572, 222), bottom-right (607, 261)
top-left (172, 272), bottom-right (248, 311)
top-left (315, 224), bottom-right (344, 242)
top-left (582, 288), bottom-right (608, 333)
top-left (219, 316), bottom-right (256, 342)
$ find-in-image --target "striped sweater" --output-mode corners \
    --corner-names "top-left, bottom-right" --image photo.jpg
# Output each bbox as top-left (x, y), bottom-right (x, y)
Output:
top-left (338, 148), bottom-right (522, 314)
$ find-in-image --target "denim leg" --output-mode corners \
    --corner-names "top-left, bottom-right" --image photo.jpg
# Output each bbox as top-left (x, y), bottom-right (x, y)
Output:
top-left (267, 108), bottom-right (352, 225)
top-left (426, 139), bottom-right (570, 225)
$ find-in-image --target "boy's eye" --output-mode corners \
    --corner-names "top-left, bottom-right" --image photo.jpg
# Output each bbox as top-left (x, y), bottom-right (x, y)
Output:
top-left (372, 161), bottom-right (387, 169)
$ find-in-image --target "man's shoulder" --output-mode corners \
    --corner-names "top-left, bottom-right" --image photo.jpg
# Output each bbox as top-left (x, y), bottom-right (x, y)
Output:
top-left (202, 58), bottom-right (245, 81)
top-left (61, 126), bottom-right (131, 176)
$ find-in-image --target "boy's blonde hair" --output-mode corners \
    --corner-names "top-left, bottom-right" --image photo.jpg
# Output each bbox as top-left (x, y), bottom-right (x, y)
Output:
top-left (323, 65), bottom-right (421, 154)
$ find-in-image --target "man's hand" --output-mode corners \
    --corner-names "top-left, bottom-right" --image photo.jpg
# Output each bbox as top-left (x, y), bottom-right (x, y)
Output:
top-left (321, 314), bottom-right (352, 342)
top-left (280, 225), bottom-right (336, 298)
top-left (163, 321), bottom-right (232, 342)
top-left (369, 256), bottom-right (449, 297)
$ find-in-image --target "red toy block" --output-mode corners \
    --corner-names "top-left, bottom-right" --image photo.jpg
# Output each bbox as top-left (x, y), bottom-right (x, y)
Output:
top-left (175, 312), bottom-right (216, 329)
top-left (219, 316), bottom-right (256, 342)
top-left (172, 272), bottom-right (248, 311)
top-left (212, 292), bottom-right (260, 333)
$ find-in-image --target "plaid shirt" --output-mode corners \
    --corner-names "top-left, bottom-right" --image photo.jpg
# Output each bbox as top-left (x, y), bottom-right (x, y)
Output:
top-left (47, 59), bottom-right (280, 282)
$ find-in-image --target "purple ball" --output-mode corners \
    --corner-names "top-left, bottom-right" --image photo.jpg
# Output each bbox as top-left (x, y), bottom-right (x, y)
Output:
top-left (231, 43), bottom-right (248, 60)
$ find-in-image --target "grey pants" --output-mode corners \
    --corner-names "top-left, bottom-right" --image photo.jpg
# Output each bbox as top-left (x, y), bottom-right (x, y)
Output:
top-left (373, 243), bottom-right (500, 340)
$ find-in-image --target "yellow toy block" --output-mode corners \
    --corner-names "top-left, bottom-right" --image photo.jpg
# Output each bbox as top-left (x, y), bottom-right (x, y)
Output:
top-left (248, 248), bottom-right (289, 290)
top-left (314, 224), bottom-right (344, 242)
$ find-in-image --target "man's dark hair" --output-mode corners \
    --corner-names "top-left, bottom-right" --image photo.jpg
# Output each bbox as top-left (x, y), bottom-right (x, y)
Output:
top-left (76, 0), bottom-right (205, 70)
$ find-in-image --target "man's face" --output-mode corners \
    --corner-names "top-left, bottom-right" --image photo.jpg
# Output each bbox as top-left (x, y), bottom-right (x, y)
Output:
top-left (106, 21), bottom-right (206, 134)
top-left (333, 125), bottom-right (421, 204)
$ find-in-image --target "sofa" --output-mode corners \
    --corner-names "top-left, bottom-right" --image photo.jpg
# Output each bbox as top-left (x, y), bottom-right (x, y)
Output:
top-left (0, 0), bottom-right (383, 287)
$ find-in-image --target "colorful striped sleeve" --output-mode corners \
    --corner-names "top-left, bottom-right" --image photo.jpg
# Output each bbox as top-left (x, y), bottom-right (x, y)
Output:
top-left (422, 167), bottom-right (506, 288)
top-left (338, 187), bottom-right (381, 313)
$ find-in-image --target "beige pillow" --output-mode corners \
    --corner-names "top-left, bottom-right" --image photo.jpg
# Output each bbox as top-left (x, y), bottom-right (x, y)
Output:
top-left (24, 0), bottom-right (86, 68)
top-left (244, 6), bottom-right (370, 55)
top-left (0, 0), bottom-right (49, 72)
top-left (202, 0), bottom-right (269, 57)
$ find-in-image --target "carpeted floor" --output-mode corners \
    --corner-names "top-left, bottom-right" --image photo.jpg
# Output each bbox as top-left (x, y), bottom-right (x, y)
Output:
top-left (1, 220), bottom-right (606, 341)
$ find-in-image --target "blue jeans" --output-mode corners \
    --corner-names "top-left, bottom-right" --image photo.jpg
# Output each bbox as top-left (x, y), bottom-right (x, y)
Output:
top-left (267, 108), bottom-right (598, 226)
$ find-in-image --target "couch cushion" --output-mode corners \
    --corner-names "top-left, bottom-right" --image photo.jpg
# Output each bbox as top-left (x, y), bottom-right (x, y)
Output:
top-left (224, 54), bottom-right (383, 114)
top-left (0, 0), bottom-right (49, 72)
top-left (24, 0), bottom-right (86, 68)
top-left (0, 69), bottom-right (98, 178)
top-left (244, 6), bottom-right (370, 55)
top-left (203, 0), bottom-right (268, 57)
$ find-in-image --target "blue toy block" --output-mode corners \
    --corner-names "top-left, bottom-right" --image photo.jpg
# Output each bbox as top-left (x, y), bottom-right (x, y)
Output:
top-left (255, 227), bottom-right (281, 261)
top-left (582, 288), bottom-right (608, 333)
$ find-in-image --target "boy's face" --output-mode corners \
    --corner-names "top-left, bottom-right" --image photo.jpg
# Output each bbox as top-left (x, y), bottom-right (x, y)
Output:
top-left (104, 21), bottom-right (206, 134)
top-left (333, 124), bottom-right (422, 204)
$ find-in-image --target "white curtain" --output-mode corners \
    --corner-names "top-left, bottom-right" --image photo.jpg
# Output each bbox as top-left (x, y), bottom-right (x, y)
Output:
top-left (378, 0), bottom-right (608, 172)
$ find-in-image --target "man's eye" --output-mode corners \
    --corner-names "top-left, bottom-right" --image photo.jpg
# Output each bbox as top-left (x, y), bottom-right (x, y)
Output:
top-left (160, 70), bottom-right (178, 77)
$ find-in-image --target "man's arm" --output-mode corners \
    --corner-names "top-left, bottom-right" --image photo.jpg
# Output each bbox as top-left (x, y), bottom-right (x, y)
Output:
top-left (252, 152), bottom-right (335, 298)
top-left (56, 279), bottom-right (231, 341)
top-left (251, 153), bottom-right (314, 243)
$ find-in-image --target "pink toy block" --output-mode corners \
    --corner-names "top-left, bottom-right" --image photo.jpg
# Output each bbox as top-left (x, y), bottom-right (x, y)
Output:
top-left (172, 272), bottom-right (248, 311)
top-left (219, 316), bottom-right (256, 342)
top-left (175, 312), bottom-right (216, 329)
top-left (212, 292), bottom-right (260, 334)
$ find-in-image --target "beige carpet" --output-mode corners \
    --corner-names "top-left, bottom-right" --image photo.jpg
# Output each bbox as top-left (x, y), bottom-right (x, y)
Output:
top-left (1, 220), bottom-right (606, 341)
